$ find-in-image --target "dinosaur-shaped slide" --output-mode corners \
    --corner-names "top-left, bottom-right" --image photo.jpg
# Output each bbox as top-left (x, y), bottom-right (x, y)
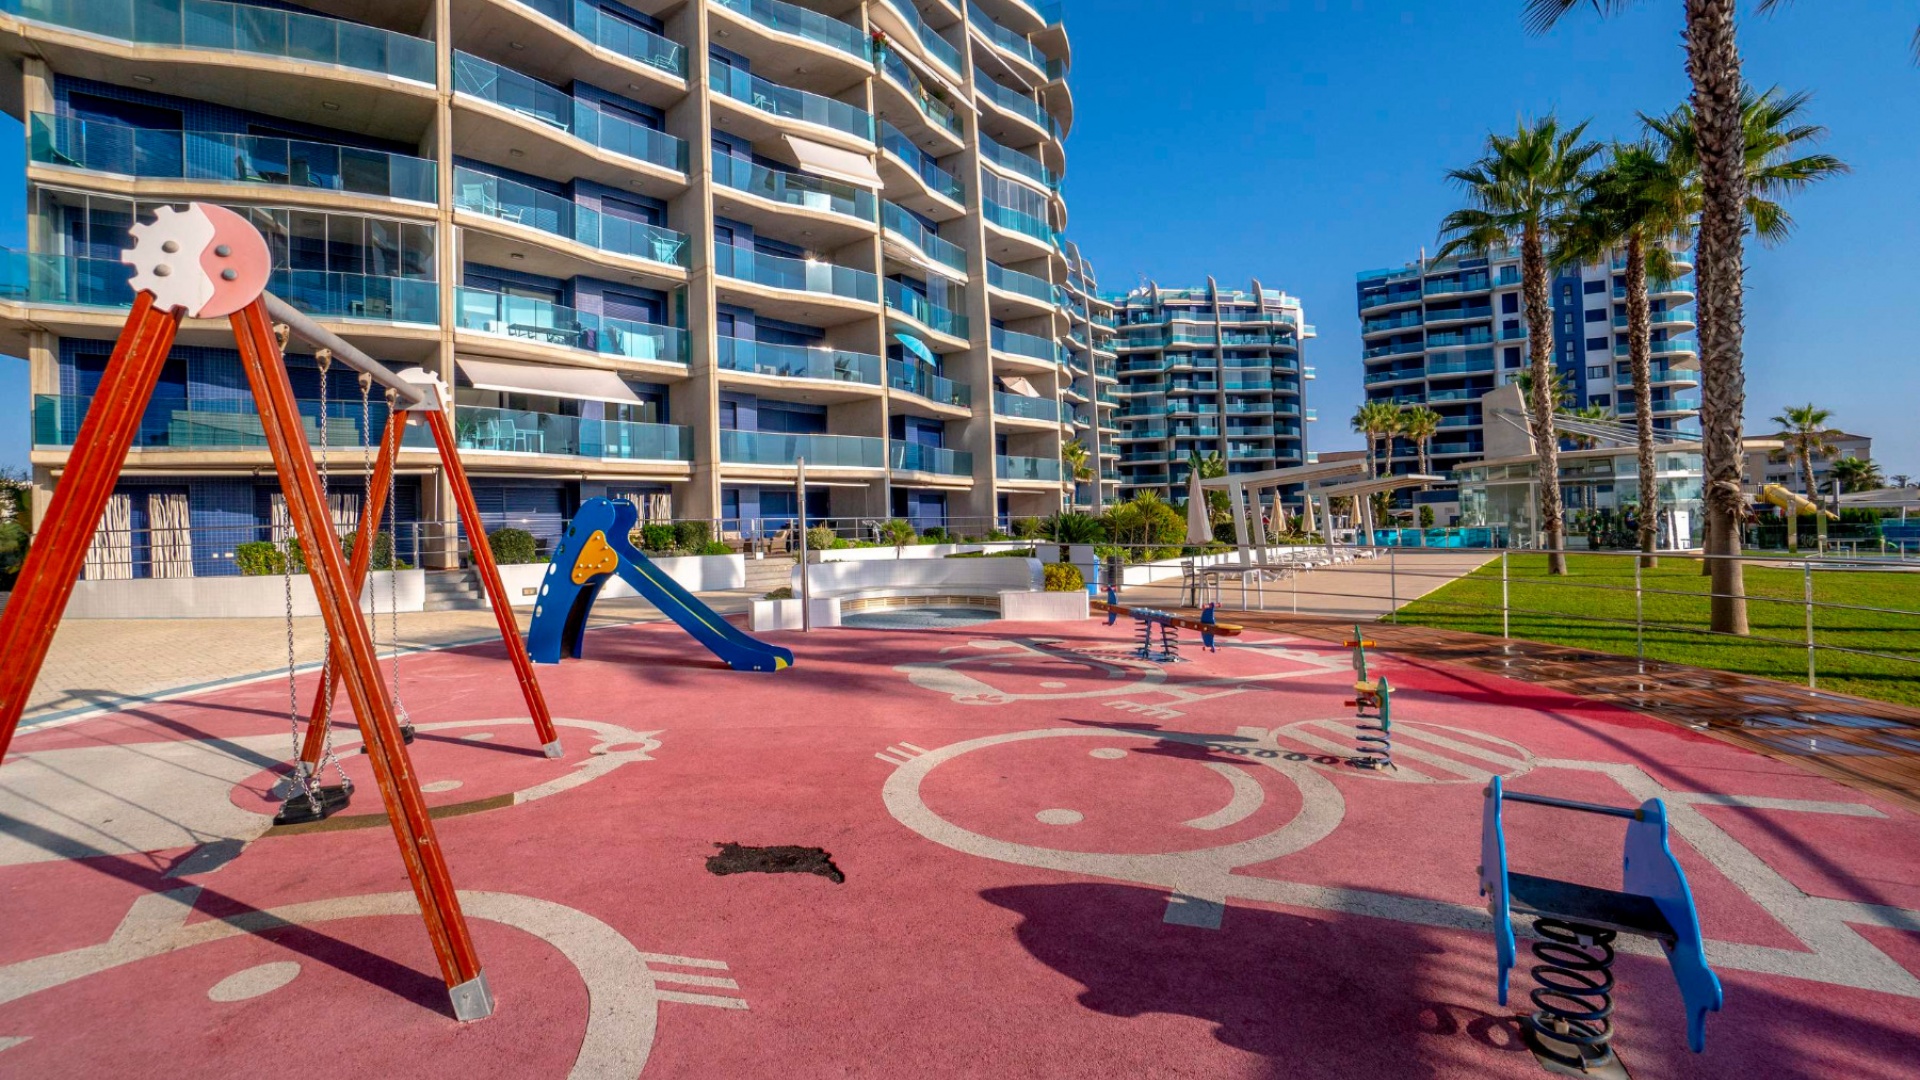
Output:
top-left (527, 498), bottom-right (793, 673)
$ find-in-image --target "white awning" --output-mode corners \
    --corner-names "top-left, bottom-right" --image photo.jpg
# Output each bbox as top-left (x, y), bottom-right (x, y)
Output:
top-left (784, 135), bottom-right (883, 190)
top-left (1001, 376), bottom-right (1040, 398)
top-left (456, 357), bottom-right (639, 405)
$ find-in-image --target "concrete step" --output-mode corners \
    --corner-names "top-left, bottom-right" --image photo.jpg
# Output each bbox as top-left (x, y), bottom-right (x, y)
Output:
top-left (421, 570), bottom-right (484, 611)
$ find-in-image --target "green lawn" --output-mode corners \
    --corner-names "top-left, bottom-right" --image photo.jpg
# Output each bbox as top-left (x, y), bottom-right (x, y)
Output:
top-left (1396, 554), bottom-right (1920, 707)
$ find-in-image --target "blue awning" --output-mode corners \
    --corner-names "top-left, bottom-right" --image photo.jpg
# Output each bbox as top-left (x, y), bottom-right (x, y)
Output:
top-left (893, 332), bottom-right (937, 367)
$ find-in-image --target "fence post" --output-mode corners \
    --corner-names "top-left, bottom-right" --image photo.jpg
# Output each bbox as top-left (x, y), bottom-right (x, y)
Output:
top-left (1804, 559), bottom-right (1816, 691)
top-left (1500, 550), bottom-right (1509, 640)
top-left (1634, 557), bottom-right (1644, 668)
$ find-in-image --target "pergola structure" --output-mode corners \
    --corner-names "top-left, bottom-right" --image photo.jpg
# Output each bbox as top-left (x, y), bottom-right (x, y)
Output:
top-left (1308, 473), bottom-right (1449, 548)
top-left (1192, 460), bottom-right (1445, 560)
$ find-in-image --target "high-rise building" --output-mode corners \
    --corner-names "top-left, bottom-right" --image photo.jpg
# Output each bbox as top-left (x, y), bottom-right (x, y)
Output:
top-left (1108, 281), bottom-right (1314, 503)
top-left (0, 0), bottom-right (1083, 575)
top-left (1354, 248), bottom-right (1698, 504)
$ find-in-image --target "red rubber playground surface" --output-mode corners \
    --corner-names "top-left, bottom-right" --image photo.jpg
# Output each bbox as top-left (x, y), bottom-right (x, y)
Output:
top-left (2, 618), bottom-right (1918, 1078)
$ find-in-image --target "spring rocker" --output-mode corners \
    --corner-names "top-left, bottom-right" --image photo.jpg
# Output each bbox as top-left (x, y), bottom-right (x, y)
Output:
top-left (526, 497), bottom-right (793, 672)
top-left (1480, 776), bottom-right (1723, 1077)
top-left (1095, 581), bottom-right (1241, 660)
top-left (1346, 676), bottom-right (1395, 770)
top-left (0, 203), bottom-right (564, 1021)
top-left (1345, 624), bottom-right (1381, 711)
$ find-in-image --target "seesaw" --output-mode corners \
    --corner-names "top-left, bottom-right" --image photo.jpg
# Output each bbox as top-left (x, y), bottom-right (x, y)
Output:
top-left (1095, 583), bottom-right (1242, 660)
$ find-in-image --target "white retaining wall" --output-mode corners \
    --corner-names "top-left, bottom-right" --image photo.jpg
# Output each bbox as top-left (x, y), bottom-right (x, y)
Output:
top-left (791, 556), bottom-right (1042, 597)
top-left (63, 570), bottom-right (426, 620)
top-left (495, 553), bottom-right (746, 608)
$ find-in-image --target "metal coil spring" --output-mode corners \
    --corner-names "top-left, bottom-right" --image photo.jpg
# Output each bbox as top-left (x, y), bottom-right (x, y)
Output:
top-left (1354, 726), bottom-right (1393, 770)
top-left (1526, 918), bottom-right (1618, 1071)
top-left (1160, 624), bottom-right (1180, 661)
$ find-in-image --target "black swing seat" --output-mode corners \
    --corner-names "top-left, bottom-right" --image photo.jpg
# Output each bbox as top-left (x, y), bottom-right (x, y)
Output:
top-left (1508, 872), bottom-right (1678, 944)
top-left (274, 783), bottom-right (353, 826)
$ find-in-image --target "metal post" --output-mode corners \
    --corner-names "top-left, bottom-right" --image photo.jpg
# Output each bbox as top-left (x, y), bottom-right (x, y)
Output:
top-left (1388, 545), bottom-right (1398, 624)
top-left (1634, 557), bottom-right (1645, 669)
top-left (796, 458), bottom-right (811, 632)
top-left (1804, 559), bottom-right (1816, 691)
top-left (1500, 550), bottom-right (1510, 640)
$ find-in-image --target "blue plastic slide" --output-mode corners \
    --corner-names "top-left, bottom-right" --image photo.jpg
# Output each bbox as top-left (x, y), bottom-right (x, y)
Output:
top-left (526, 498), bottom-right (793, 672)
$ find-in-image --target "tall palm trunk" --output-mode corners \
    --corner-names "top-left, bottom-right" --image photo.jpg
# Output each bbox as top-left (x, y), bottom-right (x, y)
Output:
top-left (1417, 436), bottom-right (1430, 485)
top-left (1687, 0), bottom-right (1749, 632)
top-left (1521, 221), bottom-right (1566, 574)
top-left (1799, 448), bottom-right (1819, 504)
top-left (1626, 230), bottom-right (1657, 568)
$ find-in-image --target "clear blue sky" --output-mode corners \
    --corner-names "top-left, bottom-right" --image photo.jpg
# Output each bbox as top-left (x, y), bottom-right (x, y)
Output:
top-left (0, 0), bottom-right (1913, 475)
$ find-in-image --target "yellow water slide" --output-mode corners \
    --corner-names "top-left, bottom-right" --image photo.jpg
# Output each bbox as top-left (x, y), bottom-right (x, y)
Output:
top-left (1760, 483), bottom-right (1838, 520)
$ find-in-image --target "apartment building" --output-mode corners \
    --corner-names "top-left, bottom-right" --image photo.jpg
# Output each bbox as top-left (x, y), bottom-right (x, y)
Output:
top-left (0, 0), bottom-right (1081, 576)
top-left (1745, 431), bottom-right (1874, 495)
top-left (1354, 248), bottom-right (1699, 503)
top-left (1109, 281), bottom-right (1314, 505)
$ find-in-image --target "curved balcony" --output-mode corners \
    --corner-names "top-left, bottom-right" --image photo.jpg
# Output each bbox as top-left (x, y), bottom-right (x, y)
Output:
top-left (28, 113), bottom-right (437, 210)
top-left (3, 0), bottom-right (435, 140)
top-left (712, 152), bottom-right (877, 249)
top-left (450, 405), bottom-right (692, 465)
top-left (716, 336), bottom-right (882, 395)
top-left (464, 0), bottom-right (685, 108)
top-left (452, 52), bottom-right (689, 198)
top-left (873, 0), bottom-right (962, 79)
top-left (990, 326), bottom-right (1060, 371)
top-left (710, 61), bottom-right (874, 150)
top-left (874, 46), bottom-right (965, 156)
top-left (877, 122), bottom-right (965, 219)
top-left (884, 279), bottom-right (969, 343)
top-left (981, 197), bottom-right (1059, 263)
top-left (967, 0), bottom-right (1046, 81)
top-left (721, 429), bottom-right (883, 470)
top-left (891, 442), bottom-right (973, 479)
top-left (454, 287), bottom-right (688, 374)
top-left (1613, 308), bottom-right (1696, 331)
top-left (1359, 288), bottom-right (1422, 313)
top-left (1615, 336), bottom-right (1699, 360)
top-left (0, 249), bottom-right (435, 322)
top-left (32, 392), bottom-right (403, 455)
top-left (993, 390), bottom-right (1063, 430)
top-left (881, 201), bottom-right (968, 279)
top-left (454, 167), bottom-right (689, 287)
top-left (709, 0), bottom-right (871, 86)
top-left (887, 359), bottom-right (971, 413)
top-left (979, 133), bottom-right (1059, 191)
top-left (985, 261), bottom-right (1057, 318)
top-left (974, 72), bottom-right (1059, 146)
top-left (715, 244), bottom-right (878, 325)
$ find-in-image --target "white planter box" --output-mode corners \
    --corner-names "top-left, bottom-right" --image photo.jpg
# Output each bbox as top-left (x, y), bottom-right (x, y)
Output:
top-left (749, 596), bottom-right (842, 631)
top-left (63, 569), bottom-right (425, 620)
top-left (793, 557), bottom-right (1042, 597)
top-left (495, 554), bottom-right (747, 608)
top-left (998, 589), bottom-right (1089, 622)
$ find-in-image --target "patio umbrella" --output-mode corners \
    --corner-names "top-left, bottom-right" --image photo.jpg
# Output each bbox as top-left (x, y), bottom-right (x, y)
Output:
top-left (1186, 468), bottom-right (1211, 545)
top-left (1300, 492), bottom-right (1317, 537)
top-left (893, 332), bottom-right (937, 366)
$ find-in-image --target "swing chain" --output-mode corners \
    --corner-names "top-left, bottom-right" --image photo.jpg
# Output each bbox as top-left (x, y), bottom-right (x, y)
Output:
top-left (283, 523), bottom-right (320, 814)
top-left (384, 387), bottom-right (410, 724)
top-left (309, 349), bottom-right (351, 791)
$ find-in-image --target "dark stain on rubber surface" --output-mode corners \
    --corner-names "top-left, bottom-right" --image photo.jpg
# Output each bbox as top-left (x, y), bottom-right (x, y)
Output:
top-left (706, 842), bottom-right (845, 884)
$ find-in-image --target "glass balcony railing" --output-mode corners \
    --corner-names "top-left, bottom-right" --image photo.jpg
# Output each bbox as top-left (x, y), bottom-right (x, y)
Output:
top-left (990, 326), bottom-right (1059, 363)
top-left (1359, 289), bottom-right (1421, 310)
top-left (891, 441), bottom-right (972, 475)
top-left (996, 454), bottom-right (1060, 482)
top-left (1364, 341), bottom-right (1422, 360)
top-left (451, 405), bottom-right (692, 461)
top-left (878, 48), bottom-right (962, 138)
top-left (1427, 304), bottom-right (1493, 322)
top-left (1616, 336), bottom-right (1698, 356)
top-left (974, 73), bottom-right (1056, 137)
top-left (884, 279), bottom-right (969, 337)
top-left (883, 0), bottom-right (962, 73)
top-left (34, 393), bottom-right (403, 451)
top-left (453, 53), bottom-right (689, 172)
top-left (454, 167), bottom-right (689, 267)
top-left (513, 0), bottom-right (685, 76)
top-left (978, 135), bottom-right (1057, 190)
top-left (887, 359), bottom-right (971, 407)
top-left (1427, 353), bottom-right (1495, 376)
top-left (992, 391), bottom-right (1061, 422)
top-left (716, 336), bottom-right (880, 385)
top-left (721, 429), bottom-right (884, 468)
top-left (882, 201), bottom-right (966, 273)
top-left (715, 244), bottom-right (878, 303)
top-left (879, 122), bottom-right (963, 203)
top-left (455, 287), bottom-right (688, 364)
top-left (986, 261), bottom-right (1057, 305)
top-left (715, 152), bottom-right (875, 222)
top-left (1425, 276), bottom-right (1490, 295)
top-left (1425, 331), bottom-right (1493, 348)
top-left (1615, 366), bottom-right (1695, 386)
top-left (967, 0), bottom-right (1046, 73)
top-left (1364, 368), bottom-right (1423, 385)
top-left (982, 198), bottom-right (1057, 247)
top-left (29, 113), bottom-right (436, 202)
top-left (0, 250), bottom-right (438, 322)
top-left (1613, 309), bottom-right (1696, 328)
top-left (7, 0), bottom-right (435, 83)
top-left (711, 62), bottom-right (874, 141)
top-left (712, 0), bottom-right (869, 61)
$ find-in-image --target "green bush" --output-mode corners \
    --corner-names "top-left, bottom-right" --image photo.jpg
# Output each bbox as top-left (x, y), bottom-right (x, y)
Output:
top-left (806, 525), bottom-right (838, 551)
top-left (1046, 512), bottom-right (1106, 544)
top-left (987, 529), bottom-right (1013, 541)
top-left (1419, 505), bottom-right (1436, 529)
top-left (236, 540), bottom-right (286, 576)
top-left (880, 519), bottom-right (918, 552)
top-left (762, 586), bottom-right (793, 600)
top-left (638, 523), bottom-right (676, 552)
top-left (488, 527), bottom-right (540, 565)
top-left (1101, 492), bottom-right (1186, 561)
top-left (673, 520), bottom-right (711, 550)
top-left (343, 530), bottom-right (409, 571)
top-left (0, 520), bottom-right (29, 584)
top-left (1043, 562), bottom-right (1085, 592)
top-left (1012, 516), bottom-right (1047, 540)
top-left (698, 540), bottom-right (733, 556)
top-left (920, 526), bottom-right (947, 543)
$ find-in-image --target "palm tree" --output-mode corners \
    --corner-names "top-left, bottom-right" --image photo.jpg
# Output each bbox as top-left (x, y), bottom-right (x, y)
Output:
top-left (1396, 405), bottom-right (1443, 487)
top-left (1350, 401), bottom-right (1400, 479)
top-left (1059, 438), bottom-right (1094, 507)
top-left (1828, 457), bottom-right (1883, 494)
top-left (1563, 405), bottom-right (1614, 450)
top-left (1891, 474), bottom-right (1914, 489)
top-left (1769, 403), bottom-right (1837, 501)
top-left (1436, 116), bottom-right (1601, 574)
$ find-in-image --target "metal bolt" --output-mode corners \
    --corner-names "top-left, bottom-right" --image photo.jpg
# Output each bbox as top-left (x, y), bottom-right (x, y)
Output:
top-left (221, 269), bottom-right (238, 281)
top-left (161, 240), bottom-right (179, 253)
top-left (152, 264), bottom-right (171, 276)
top-left (214, 244), bottom-right (231, 257)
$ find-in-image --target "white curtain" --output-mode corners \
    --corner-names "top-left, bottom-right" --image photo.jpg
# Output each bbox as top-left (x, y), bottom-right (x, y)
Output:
top-left (85, 493), bottom-right (134, 580)
top-left (147, 491), bottom-right (194, 578)
top-left (272, 492), bottom-right (361, 546)
top-left (270, 493), bottom-right (295, 545)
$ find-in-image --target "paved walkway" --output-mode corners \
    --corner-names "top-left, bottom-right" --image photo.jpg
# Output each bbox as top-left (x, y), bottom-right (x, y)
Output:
top-left (1119, 551), bottom-right (1495, 620)
top-left (17, 590), bottom-right (761, 725)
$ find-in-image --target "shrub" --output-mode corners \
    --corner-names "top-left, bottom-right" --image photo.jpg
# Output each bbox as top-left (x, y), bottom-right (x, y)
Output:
top-left (920, 526), bottom-right (947, 543)
top-left (673, 520), bottom-right (711, 550)
top-left (488, 527), bottom-right (540, 565)
top-left (1101, 492), bottom-right (1186, 561)
top-left (698, 540), bottom-right (733, 556)
top-left (0, 520), bottom-right (29, 584)
top-left (637, 523), bottom-right (676, 552)
top-left (1043, 562), bottom-right (1085, 592)
top-left (1419, 505), bottom-right (1436, 529)
top-left (762, 586), bottom-right (793, 601)
top-left (236, 540), bottom-right (286, 576)
top-left (343, 530), bottom-right (409, 571)
top-left (880, 519), bottom-right (917, 554)
top-left (1012, 516), bottom-right (1047, 540)
top-left (987, 529), bottom-right (1013, 541)
top-left (1046, 512), bottom-right (1106, 544)
top-left (806, 525), bottom-right (838, 551)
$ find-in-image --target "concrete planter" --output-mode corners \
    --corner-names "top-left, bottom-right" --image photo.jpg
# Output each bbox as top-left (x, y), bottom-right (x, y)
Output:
top-left (495, 554), bottom-right (747, 608)
top-left (998, 589), bottom-right (1089, 622)
top-left (62, 570), bottom-right (425, 620)
top-left (749, 597), bottom-right (842, 632)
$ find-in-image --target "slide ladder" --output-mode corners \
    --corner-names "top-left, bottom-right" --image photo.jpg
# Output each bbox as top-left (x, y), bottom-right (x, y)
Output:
top-left (527, 499), bottom-right (793, 673)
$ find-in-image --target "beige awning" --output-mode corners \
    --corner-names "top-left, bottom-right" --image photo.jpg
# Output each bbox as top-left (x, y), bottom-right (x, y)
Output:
top-left (784, 135), bottom-right (883, 190)
top-left (456, 357), bottom-right (639, 405)
top-left (1001, 376), bottom-right (1040, 398)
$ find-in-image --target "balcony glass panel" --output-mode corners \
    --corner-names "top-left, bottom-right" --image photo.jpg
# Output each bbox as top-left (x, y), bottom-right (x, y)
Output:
top-left (716, 151), bottom-right (875, 221)
top-left (982, 198), bottom-right (1057, 247)
top-left (974, 73), bottom-right (1054, 136)
top-left (877, 48), bottom-right (962, 137)
top-left (887, 359), bottom-right (970, 406)
top-left (0, 250), bottom-right (437, 321)
top-left (30, 114), bottom-right (436, 202)
top-left (881, 201), bottom-right (966, 272)
top-left (878, 122), bottom-right (963, 203)
top-left (454, 53), bottom-right (688, 171)
top-left (712, 62), bottom-right (874, 141)
top-left (891, 441), bottom-right (972, 475)
top-left (966, 0), bottom-right (1046, 72)
top-left (712, 0), bottom-right (869, 61)
top-left (513, 0), bottom-right (685, 75)
top-left (455, 286), bottom-right (687, 363)
top-left (715, 244), bottom-right (877, 302)
top-left (978, 135), bottom-right (1057, 189)
top-left (10, 0), bottom-right (435, 82)
top-left (883, 0), bottom-right (961, 72)
top-left (986, 261), bottom-right (1056, 305)
top-left (452, 405), bottom-right (691, 460)
top-left (992, 391), bottom-right (1060, 422)
top-left (716, 336), bottom-right (880, 385)
top-left (453, 167), bottom-right (689, 266)
top-left (884, 279), bottom-right (968, 337)
top-left (996, 454), bottom-right (1060, 482)
top-left (34, 393), bottom-right (404, 451)
top-left (990, 326), bottom-right (1058, 363)
top-left (1616, 336), bottom-right (1698, 356)
top-left (721, 429), bottom-right (883, 467)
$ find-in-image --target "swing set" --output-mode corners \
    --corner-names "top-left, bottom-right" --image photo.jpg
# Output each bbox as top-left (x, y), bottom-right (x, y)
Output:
top-left (0, 203), bottom-right (563, 1021)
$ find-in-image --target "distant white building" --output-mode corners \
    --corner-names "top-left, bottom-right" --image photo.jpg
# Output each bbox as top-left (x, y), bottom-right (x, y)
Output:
top-left (1743, 431), bottom-right (1873, 495)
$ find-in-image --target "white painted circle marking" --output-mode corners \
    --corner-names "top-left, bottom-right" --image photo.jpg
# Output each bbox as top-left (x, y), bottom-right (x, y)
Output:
top-left (1040, 681), bottom-right (1068, 689)
top-left (1089, 748), bottom-right (1127, 760)
top-left (422, 780), bottom-right (463, 793)
top-left (462, 732), bottom-right (496, 741)
top-left (1035, 808), bottom-right (1084, 825)
top-left (207, 961), bottom-right (300, 1002)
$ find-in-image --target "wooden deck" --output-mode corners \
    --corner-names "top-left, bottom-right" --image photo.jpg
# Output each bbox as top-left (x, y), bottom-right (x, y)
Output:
top-left (1204, 611), bottom-right (1920, 815)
